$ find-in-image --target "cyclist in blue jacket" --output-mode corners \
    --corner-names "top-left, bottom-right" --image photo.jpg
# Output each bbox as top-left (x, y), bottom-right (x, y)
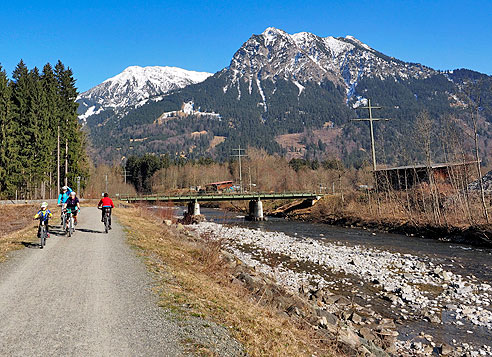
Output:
top-left (57, 186), bottom-right (72, 224)
top-left (57, 186), bottom-right (72, 205)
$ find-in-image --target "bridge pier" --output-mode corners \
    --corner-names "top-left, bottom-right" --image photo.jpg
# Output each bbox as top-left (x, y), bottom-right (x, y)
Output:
top-left (180, 200), bottom-right (205, 224)
top-left (187, 200), bottom-right (201, 216)
top-left (246, 199), bottom-right (264, 221)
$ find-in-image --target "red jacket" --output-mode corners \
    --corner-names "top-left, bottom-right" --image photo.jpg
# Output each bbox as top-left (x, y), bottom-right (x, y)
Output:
top-left (98, 197), bottom-right (114, 208)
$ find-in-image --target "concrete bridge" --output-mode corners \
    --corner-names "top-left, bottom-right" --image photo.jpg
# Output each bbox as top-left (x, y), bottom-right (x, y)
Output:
top-left (119, 192), bottom-right (321, 221)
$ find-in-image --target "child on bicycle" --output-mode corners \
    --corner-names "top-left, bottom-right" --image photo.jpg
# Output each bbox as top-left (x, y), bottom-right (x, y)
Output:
top-left (63, 191), bottom-right (81, 225)
top-left (97, 193), bottom-right (114, 229)
top-left (34, 202), bottom-right (52, 238)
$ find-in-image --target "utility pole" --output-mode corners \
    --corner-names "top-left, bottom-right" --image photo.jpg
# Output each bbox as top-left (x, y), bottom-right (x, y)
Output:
top-left (120, 168), bottom-right (132, 196)
top-left (121, 168), bottom-right (132, 185)
top-left (76, 176), bottom-right (81, 197)
top-left (57, 126), bottom-right (60, 193)
top-left (351, 99), bottom-right (391, 171)
top-left (64, 138), bottom-right (68, 186)
top-left (231, 145), bottom-right (247, 193)
top-left (352, 99), bottom-right (392, 214)
top-left (248, 166), bottom-right (252, 192)
top-left (105, 174), bottom-right (108, 193)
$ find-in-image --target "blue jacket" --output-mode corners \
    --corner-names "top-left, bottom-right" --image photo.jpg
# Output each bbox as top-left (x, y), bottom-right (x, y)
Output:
top-left (57, 187), bottom-right (73, 204)
top-left (34, 209), bottom-right (52, 222)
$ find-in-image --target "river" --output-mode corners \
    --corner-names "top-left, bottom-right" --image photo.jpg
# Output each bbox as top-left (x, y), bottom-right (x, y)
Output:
top-left (171, 206), bottom-right (492, 354)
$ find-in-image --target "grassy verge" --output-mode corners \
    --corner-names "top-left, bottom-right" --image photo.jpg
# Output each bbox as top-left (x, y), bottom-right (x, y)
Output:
top-left (114, 206), bottom-right (334, 357)
top-left (0, 204), bottom-right (40, 261)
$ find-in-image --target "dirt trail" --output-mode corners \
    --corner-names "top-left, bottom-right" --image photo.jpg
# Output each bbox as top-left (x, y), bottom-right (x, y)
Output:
top-left (0, 207), bottom-right (184, 356)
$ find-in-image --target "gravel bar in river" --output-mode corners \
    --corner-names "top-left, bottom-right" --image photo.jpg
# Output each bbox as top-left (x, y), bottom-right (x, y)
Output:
top-left (192, 221), bottom-right (492, 356)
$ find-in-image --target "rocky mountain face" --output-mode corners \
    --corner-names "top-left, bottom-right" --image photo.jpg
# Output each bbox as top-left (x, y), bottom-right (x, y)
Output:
top-left (83, 28), bottom-right (492, 166)
top-left (77, 66), bottom-right (212, 121)
top-left (223, 27), bottom-right (436, 105)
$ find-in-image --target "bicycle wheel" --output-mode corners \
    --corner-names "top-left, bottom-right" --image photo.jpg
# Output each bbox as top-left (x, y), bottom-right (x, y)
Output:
top-left (40, 225), bottom-right (45, 249)
top-left (68, 217), bottom-right (73, 237)
top-left (62, 214), bottom-right (66, 230)
top-left (104, 214), bottom-right (109, 233)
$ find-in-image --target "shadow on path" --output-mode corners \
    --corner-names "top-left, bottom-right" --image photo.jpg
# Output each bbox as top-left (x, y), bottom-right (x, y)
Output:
top-left (76, 228), bottom-right (105, 234)
top-left (48, 225), bottom-right (67, 236)
top-left (20, 241), bottom-right (40, 249)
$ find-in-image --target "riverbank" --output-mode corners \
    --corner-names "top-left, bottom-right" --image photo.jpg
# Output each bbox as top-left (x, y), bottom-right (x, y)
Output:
top-left (115, 206), bottom-right (342, 356)
top-left (191, 218), bottom-right (492, 356)
top-left (270, 196), bottom-right (492, 248)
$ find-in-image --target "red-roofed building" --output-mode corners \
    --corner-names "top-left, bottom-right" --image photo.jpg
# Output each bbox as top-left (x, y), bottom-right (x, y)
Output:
top-left (205, 180), bottom-right (234, 192)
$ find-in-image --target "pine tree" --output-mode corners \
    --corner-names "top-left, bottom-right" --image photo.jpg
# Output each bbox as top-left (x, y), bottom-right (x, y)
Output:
top-left (41, 63), bottom-right (60, 192)
top-left (10, 60), bottom-right (32, 195)
top-left (55, 60), bottom-right (88, 188)
top-left (0, 60), bottom-right (88, 198)
top-left (0, 65), bottom-right (13, 195)
top-left (28, 67), bottom-right (51, 195)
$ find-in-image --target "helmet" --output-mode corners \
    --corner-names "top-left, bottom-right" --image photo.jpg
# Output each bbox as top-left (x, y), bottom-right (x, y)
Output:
top-left (40, 202), bottom-right (48, 208)
top-left (70, 191), bottom-right (76, 197)
top-left (62, 186), bottom-right (68, 191)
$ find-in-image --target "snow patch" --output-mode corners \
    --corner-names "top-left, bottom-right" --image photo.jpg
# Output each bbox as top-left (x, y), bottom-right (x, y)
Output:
top-left (352, 96), bottom-right (368, 108)
top-left (345, 35), bottom-right (372, 51)
top-left (323, 36), bottom-right (354, 57)
top-left (292, 80), bottom-right (305, 96)
top-left (78, 106), bottom-right (103, 122)
top-left (183, 101), bottom-right (194, 114)
top-left (255, 76), bottom-right (267, 112)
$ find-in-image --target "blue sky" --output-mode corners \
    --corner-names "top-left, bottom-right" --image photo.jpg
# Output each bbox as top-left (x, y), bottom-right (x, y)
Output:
top-left (1, 0), bottom-right (490, 92)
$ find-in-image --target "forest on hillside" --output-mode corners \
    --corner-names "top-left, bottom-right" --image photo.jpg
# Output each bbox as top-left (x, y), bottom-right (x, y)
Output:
top-left (0, 60), bottom-right (88, 199)
top-left (121, 147), bottom-right (492, 230)
top-left (85, 70), bottom-right (492, 169)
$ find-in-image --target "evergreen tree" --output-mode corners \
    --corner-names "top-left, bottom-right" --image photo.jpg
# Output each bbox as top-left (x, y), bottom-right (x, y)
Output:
top-left (0, 60), bottom-right (88, 198)
top-left (28, 67), bottom-right (51, 188)
top-left (10, 59), bottom-right (31, 194)
top-left (41, 63), bottom-right (60, 184)
top-left (55, 60), bottom-right (88, 187)
top-left (0, 65), bottom-right (13, 194)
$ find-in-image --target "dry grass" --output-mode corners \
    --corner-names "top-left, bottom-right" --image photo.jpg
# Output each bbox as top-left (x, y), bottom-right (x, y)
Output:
top-left (114, 206), bottom-right (335, 357)
top-left (0, 204), bottom-right (41, 261)
top-left (311, 188), bottom-right (492, 231)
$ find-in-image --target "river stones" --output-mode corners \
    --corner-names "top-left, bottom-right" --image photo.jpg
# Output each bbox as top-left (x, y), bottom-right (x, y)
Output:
top-left (191, 221), bottom-right (492, 355)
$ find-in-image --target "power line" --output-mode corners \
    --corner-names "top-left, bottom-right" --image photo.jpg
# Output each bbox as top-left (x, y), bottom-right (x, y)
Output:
top-left (351, 99), bottom-right (392, 171)
top-left (121, 168), bottom-right (132, 185)
top-left (231, 145), bottom-right (247, 193)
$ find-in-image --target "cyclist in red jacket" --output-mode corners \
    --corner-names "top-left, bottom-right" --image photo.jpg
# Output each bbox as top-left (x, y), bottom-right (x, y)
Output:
top-left (98, 193), bottom-right (115, 229)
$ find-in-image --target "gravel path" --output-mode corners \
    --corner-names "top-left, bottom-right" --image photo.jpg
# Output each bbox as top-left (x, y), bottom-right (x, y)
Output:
top-left (0, 207), bottom-right (184, 356)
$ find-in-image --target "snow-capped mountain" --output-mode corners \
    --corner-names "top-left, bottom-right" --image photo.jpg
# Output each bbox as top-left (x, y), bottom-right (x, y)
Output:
top-left (222, 27), bottom-right (436, 103)
top-left (77, 66), bottom-right (212, 121)
top-left (86, 27), bottom-right (492, 165)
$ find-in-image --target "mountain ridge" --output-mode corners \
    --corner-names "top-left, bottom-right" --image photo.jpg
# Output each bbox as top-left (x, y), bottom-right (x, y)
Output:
top-left (77, 65), bottom-right (212, 121)
top-left (82, 27), bottom-right (492, 167)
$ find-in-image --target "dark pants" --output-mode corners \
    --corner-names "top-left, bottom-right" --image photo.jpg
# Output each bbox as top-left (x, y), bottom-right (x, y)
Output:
top-left (37, 220), bottom-right (49, 237)
top-left (102, 207), bottom-right (112, 226)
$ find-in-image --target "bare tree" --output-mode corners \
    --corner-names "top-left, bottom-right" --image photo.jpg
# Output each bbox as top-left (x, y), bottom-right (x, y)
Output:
top-left (464, 81), bottom-right (489, 224)
top-left (415, 110), bottom-right (442, 225)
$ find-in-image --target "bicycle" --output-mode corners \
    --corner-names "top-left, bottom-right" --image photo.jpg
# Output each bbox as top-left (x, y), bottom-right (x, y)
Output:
top-left (65, 208), bottom-right (75, 237)
top-left (61, 208), bottom-right (67, 231)
top-left (37, 219), bottom-right (48, 249)
top-left (99, 207), bottom-right (111, 233)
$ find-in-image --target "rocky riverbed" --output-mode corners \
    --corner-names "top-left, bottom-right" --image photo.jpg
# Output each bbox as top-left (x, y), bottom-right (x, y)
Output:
top-left (192, 221), bottom-right (492, 356)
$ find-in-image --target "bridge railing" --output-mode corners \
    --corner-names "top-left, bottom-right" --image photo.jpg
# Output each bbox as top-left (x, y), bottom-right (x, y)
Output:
top-left (117, 191), bottom-right (322, 202)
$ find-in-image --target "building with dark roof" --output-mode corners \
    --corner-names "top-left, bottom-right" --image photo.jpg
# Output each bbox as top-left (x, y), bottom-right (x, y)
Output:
top-left (374, 161), bottom-right (477, 190)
